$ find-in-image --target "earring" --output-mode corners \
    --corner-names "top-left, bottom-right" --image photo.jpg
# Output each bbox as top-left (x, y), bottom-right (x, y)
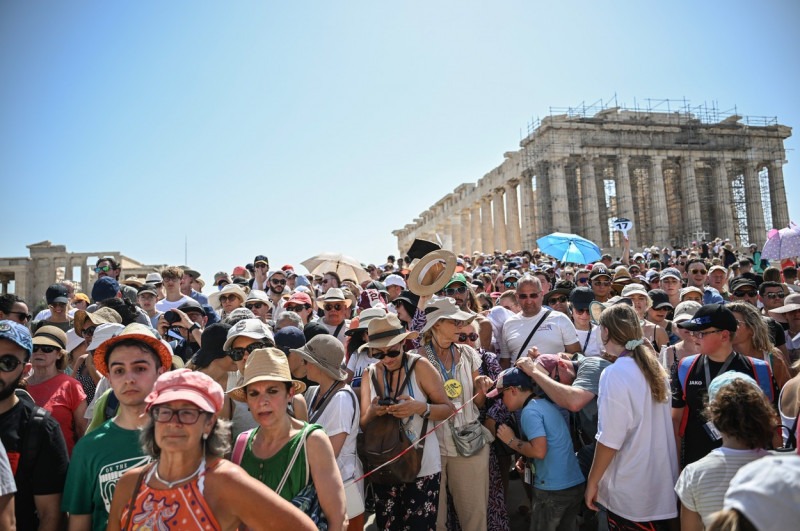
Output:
top-left (202, 433), bottom-right (209, 440)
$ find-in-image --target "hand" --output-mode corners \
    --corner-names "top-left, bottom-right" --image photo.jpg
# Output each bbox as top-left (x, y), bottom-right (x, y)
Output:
top-left (172, 309), bottom-right (194, 329)
top-left (387, 395), bottom-right (420, 418)
top-left (156, 314), bottom-right (169, 336)
top-left (585, 481), bottom-right (599, 511)
top-left (370, 397), bottom-right (389, 417)
top-left (515, 456), bottom-right (526, 475)
top-left (496, 424), bottom-right (514, 446)
top-left (557, 352), bottom-right (573, 361)
top-left (417, 294), bottom-right (432, 311)
top-left (526, 346), bottom-right (541, 359)
top-left (515, 356), bottom-right (536, 376)
top-left (474, 375), bottom-right (493, 395)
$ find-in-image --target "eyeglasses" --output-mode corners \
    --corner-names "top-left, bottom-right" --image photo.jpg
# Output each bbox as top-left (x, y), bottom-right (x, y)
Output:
top-left (677, 262), bottom-right (687, 267)
top-left (732, 290), bottom-right (756, 297)
top-left (517, 293), bottom-right (540, 300)
top-left (285, 305), bottom-right (309, 313)
top-left (504, 281), bottom-right (517, 288)
top-left (94, 265), bottom-right (111, 273)
top-left (481, 305), bottom-right (491, 311)
top-left (33, 345), bottom-right (59, 354)
top-left (7, 311), bottom-right (31, 322)
top-left (163, 277), bottom-right (179, 284)
top-left (577, 278), bottom-right (589, 284)
top-left (270, 278), bottom-right (287, 285)
top-left (765, 292), bottom-right (785, 300)
top-left (689, 329), bottom-right (726, 339)
top-left (82, 326), bottom-right (97, 337)
top-left (324, 303), bottom-right (344, 311)
top-left (255, 263), bottom-right (268, 269)
top-left (246, 302), bottom-right (267, 310)
top-left (443, 286), bottom-right (468, 296)
top-left (572, 307), bottom-right (589, 315)
top-left (227, 341), bottom-right (270, 361)
top-left (457, 332), bottom-right (479, 342)
top-left (50, 302), bottom-right (67, 308)
top-left (592, 281), bottom-right (611, 287)
top-left (690, 269), bottom-right (707, 275)
top-left (549, 296), bottom-right (567, 304)
top-left (219, 294), bottom-right (241, 303)
top-left (371, 348), bottom-right (402, 360)
top-left (151, 406), bottom-right (208, 425)
top-left (0, 355), bottom-right (23, 372)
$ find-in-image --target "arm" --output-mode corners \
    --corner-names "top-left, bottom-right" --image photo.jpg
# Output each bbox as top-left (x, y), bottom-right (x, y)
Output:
top-left (359, 366), bottom-right (390, 426)
top-left (654, 326), bottom-right (669, 351)
top-left (345, 368), bottom-right (355, 384)
top-left (671, 407), bottom-right (684, 465)
top-left (563, 341), bottom-right (582, 355)
top-left (472, 369), bottom-right (493, 409)
top-left (680, 505), bottom-right (704, 531)
top-left (0, 493), bottom-right (13, 531)
top-left (307, 431), bottom-right (347, 531)
top-left (516, 357), bottom-right (594, 412)
top-left (584, 441), bottom-right (618, 511)
top-left (495, 427), bottom-right (546, 459)
top-left (67, 514), bottom-right (91, 531)
top-left (106, 468), bottom-right (141, 531)
top-left (328, 433), bottom-right (347, 458)
top-left (33, 493), bottom-right (63, 531)
top-left (621, 236), bottom-right (631, 265)
top-left (292, 395), bottom-right (308, 422)
top-left (478, 319), bottom-right (492, 352)
top-left (73, 401), bottom-right (88, 438)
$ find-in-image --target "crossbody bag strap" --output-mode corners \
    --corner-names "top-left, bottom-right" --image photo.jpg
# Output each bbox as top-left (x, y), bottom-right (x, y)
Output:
top-left (276, 424), bottom-right (311, 496)
top-left (333, 321), bottom-right (345, 339)
top-left (122, 463), bottom-right (153, 531)
top-left (394, 355), bottom-right (420, 399)
top-left (517, 310), bottom-right (552, 359)
top-left (309, 383), bottom-right (347, 424)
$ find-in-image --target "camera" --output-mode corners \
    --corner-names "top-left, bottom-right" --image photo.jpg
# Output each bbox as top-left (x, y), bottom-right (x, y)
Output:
top-left (378, 398), bottom-right (397, 406)
top-left (164, 310), bottom-right (180, 325)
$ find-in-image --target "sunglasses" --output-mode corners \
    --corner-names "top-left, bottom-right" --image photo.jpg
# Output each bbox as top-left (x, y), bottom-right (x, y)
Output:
top-left (227, 341), bottom-right (270, 362)
top-left (572, 307), bottom-right (589, 314)
top-left (151, 406), bottom-right (208, 425)
top-left (33, 345), bottom-right (60, 354)
top-left (371, 348), bottom-right (403, 360)
top-left (255, 263), bottom-right (268, 269)
top-left (457, 332), bottom-right (479, 342)
top-left (549, 296), bottom-right (567, 304)
top-left (219, 294), bottom-right (241, 303)
top-left (246, 302), bottom-right (267, 310)
top-left (504, 281), bottom-right (517, 288)
top-left (677, 262), bottom-right (687, 267)
top-left (82, 326), bottom-right (97, 337)
top-left (577, 278), bottom-right (589, 284)
top-left (270, 278), bottom-right (287, 285)
top-left (94, 265), bottom-right (111, 273)
top-left (324, 303), bottom-right (344, 311)
top-left (690, 269), bottom-right (707, 275)
top-left (0, 355), bottom-right (24, 372)
top-left (765, 292), bottom-right (785, 300)
top-left (7, 311), bottom-right (32, 322)
top-left (285, 305), bottom-right (309, 313)
top-left (443, 286), bottom-right (468, 296)
top-left (517, 293), bottom-right (540, 300)
top-left (733, 290), bottom-right (756, 297)
top-left (689, 329), bottom-right (725, 339)
top-left (592, 281), bottom-right (611, 287)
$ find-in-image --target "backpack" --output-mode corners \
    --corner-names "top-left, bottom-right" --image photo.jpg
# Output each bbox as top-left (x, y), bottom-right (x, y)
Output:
top-left (12, 390), bottom-right (50, 478)
top-left (357, 355), bottom-right (429, 485)
top-left (677, 354), bottom-right (774, 437)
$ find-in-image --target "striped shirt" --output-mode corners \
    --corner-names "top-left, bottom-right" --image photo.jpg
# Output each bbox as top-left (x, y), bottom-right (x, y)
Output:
top-left (674, 447), bottom-right (768, 525)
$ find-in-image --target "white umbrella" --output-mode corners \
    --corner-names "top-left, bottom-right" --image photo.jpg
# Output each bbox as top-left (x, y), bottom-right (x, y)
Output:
top-left (301, 252), bottom-right (371, 284)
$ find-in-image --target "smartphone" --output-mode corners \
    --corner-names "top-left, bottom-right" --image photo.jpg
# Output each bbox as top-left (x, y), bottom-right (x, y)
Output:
top-left (378, 398), bottom-right (397, 406)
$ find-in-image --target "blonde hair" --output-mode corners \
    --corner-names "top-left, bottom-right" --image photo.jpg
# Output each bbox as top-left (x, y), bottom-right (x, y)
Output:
top-left (728, 302), bottom-right (773, 352)
top-left (598, 304), bottom-right (669, 402)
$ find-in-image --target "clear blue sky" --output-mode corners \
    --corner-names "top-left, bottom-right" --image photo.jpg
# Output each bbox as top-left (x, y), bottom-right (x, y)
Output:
top-left (2, 1), bottom-right (798, 284)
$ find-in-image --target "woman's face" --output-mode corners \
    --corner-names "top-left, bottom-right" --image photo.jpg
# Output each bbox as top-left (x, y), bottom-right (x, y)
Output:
top-left (30, 344), bottom-right (63, 371)
top-left (732, 312), bottom-right (753, 346)
top-left (373, 345), bottom-right (405, 371)
top-left (245, 380), bottom-right (293, 427)
top-left (232, 336), bottom-right (270, 373)
top-left (153, 399), bottom-right (214, 453)
top-left (433, 318), bottom-right (469, 344)
top-left (648, 307), bottom-right (669, 323)
top-left (630, 294), bottom-right (649, 316)
top-left (220, 293), bottom-right (243, 314)
top-left (394, 302), bottom-right (412, 323)
top-left (572, 306), bottom-right (591, 326)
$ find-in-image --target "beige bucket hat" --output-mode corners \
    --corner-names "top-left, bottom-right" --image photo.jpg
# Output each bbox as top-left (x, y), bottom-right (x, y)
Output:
top-left (228, 347), bottom-right (306, 402)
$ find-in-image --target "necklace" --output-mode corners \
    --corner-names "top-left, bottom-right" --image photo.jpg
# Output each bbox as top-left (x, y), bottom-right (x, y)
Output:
top-left (154, 459), bottom-right (205, 488)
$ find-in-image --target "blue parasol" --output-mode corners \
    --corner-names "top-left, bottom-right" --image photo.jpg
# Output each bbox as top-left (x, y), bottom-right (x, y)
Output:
top-left (536, 232), bottom-right (602, 265)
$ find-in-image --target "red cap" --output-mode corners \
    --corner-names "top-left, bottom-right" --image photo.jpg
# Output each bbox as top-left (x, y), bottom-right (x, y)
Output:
top-left (283, 292), bottom-right (312, 307)
top-left (145, 369), bottom-right (224, 414)
top-left (281, 264), bottom-right (294, 272)
top-left (232, 266), bottom-right (247, 275)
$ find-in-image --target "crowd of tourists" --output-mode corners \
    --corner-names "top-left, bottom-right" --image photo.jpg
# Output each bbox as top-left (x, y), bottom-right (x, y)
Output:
top-left (1, 240), bottom-right (799, 531)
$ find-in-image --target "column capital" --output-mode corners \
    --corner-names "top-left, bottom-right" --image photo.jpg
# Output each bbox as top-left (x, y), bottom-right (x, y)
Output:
top-left (506, 177), bottom-right (520, 188)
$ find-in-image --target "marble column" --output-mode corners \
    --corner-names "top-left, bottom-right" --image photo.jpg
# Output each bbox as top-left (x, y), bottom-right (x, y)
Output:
top-left (80, 264), bottom-right (89, 296)
top-left (580, 158), bottom-right (602, 245)
top-left (493, 188), bottom-right (508, 252)
top-left (520, 172), bottom-right (535, 250)
top-left (744, 162), bottom-right (766, 246)
top-left (615, 156), bottom-right (638, 249)
top-left (768, 161), bottom-right (790, 229)
top-left (535, 164), bottom-right (549, 239)
top-left (505, 180), bottom-right (522, 252)
top-left (460, 210), bottom-right (471, 254)
top-left (712, 159), bottom-right (736, 241)
top-left (550, 159), bottom-right (570, 232)
top-left (649, 156), bottom-right (670, 244)
top-left (681, 157), bottom-right (703, 240)
top-left (449, 215), bottom-right (461, 254)
top-left (470, 203), bottom-right (482, 253)
top-left (481, 196), bottom-right (494, 252)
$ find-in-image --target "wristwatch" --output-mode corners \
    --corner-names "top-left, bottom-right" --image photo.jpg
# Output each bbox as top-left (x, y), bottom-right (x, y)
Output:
top-left (422, 402), bottom-right (431, 419)
top-left (188, 323), bottom-right (201, 333)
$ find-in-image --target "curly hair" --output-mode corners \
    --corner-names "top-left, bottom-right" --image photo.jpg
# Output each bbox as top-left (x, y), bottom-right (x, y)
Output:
top-left (703, 378), bottom-right (777, 449)
top-left (140, 415), bottom-right (231, 458)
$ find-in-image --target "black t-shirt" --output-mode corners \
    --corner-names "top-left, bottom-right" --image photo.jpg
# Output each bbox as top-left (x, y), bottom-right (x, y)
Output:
top-left (670, 352), bottom-right (779, 468)
top-left (0, 394), bottom-right (69, 530)
top-left (764, 316), bottom-right (787, 348)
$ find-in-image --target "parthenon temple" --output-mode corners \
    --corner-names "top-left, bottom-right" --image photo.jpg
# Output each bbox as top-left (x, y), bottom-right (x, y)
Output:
top-left (393, 100), bottom-right (792, 256)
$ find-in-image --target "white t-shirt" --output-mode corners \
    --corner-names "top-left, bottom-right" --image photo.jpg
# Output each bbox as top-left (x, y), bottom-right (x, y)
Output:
top-left (501, 309), bottom-right (579, 363)
top-left (674, 447), bottom-right (768, 526)
top-left (576, 325), bottom-right (603, 357)
top-left (346, 351), bottom-right (377, 390)
top-left (155, 295), bottom-right (193, 313)
top-left (595, 357), bottom-right (678, 521)
top-left (306, 385), bottom-right (361, 484)
top-left (0, 439), bottom-right (16, 497)
top-left (321, 319), bottom-right (351, 346)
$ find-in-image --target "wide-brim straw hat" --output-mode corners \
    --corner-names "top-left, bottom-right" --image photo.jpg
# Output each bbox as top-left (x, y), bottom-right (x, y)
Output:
top-left (32, 325), bottom-right (68, 350)
top-left (359, 313), bottom-right (418, 351)
top-left (228, 347), bottom-right (306, 402)
top-left (74, 307), bottom-right (122, 336)
top-left (407, 250), bottom-right (457, 296)
top-left (316, 288), bottom-right (352, 310)
top-left (290, 335), bottom-right (348, 381)
top-left (208, 284), bottom-right (247, 310)
top-left (94, 323), bottom-right (173, 377)
top-left (420, 296), bottom-right (476, 334)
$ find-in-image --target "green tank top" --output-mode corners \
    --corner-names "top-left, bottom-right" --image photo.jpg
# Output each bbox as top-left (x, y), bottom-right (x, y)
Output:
top-left (239, 422), bottom-right (323, 501)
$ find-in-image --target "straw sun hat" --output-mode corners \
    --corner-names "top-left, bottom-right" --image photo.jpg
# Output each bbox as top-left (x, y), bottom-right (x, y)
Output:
top-left (228, 347), bottom-right (306, 402)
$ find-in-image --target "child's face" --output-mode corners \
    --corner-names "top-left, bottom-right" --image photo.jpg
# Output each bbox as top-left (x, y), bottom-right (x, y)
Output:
top-left (501, 387), bottom-right (522, 411)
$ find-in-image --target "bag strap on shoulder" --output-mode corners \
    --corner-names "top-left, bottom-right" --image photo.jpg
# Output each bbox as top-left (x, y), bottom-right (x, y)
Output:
top-left (677, 354), bottom-right (701, 438)
top-left (745, 356), bottom-right (775, 402)
top-left (517, 310), bottom-right (552, 360)
top-left (231, 428), bottom-right (255, 465)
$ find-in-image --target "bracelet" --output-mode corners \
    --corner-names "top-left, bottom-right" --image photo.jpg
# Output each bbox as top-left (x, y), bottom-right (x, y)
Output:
top-left (509, 437), bottom-right (515, 446)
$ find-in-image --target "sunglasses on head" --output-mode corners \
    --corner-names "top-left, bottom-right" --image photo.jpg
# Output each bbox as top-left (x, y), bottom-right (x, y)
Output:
top-left (457, 332), bottom-right (479, 342)
top-left (227, 341), bottom-right (270, 361)
top-left (0, 355), bottom-right (24, 372)
top-left (246, 302), bottom-right (267, 310)
top-left (33, 345), bottom-right (60, 354)
top-left (443, 286), bottom-right (468, 296)
top-left (371, 348), bottom-right (403, 360)
top-left (324, 303), bottom-right (344, 312)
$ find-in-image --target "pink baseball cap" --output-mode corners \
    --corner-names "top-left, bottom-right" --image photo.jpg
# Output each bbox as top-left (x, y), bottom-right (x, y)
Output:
top-left (283, 292), bottom-right (312, 307)
top-left (145, 369), bottom-right (224, 414)
top-left (232, 266), bottom-right (247, 276)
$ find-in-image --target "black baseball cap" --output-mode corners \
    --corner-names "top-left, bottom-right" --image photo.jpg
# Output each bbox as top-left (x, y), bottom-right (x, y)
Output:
top-left (190, 323), bottom-right (232, 368)
top-left (589, 266), bottom-right (611, 280)
top-left (569, 287), bottom-right (595, 310)
top-left (676, 303), bottom-right (737, 333)
top-left (177, 298), bottom-right (206, 316)
top-left (649, 289), bottom-right (673, 310)
top-left (729, 277), bottom-right (757, 293)
top-left (253, 255), bottom-right (269, 266)
top-left (46, 284), bottom-right (70, 304)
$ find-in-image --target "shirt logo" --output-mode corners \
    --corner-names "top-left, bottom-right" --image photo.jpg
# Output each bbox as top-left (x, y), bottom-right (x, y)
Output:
top-left (99, 455), bottom-right (152, 511)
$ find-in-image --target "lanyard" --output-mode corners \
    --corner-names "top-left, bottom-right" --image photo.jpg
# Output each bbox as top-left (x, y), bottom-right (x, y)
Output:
top-left (582, 326), bottom-right (593, 353)
top-left (382, 355), bottom-right (415, 400)
top-left (435, 345), bottom-right (457, 381)
top-left (308, 381), bottom-right (341, 420)
top-left (703, 352), bottom-right (735, 388)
